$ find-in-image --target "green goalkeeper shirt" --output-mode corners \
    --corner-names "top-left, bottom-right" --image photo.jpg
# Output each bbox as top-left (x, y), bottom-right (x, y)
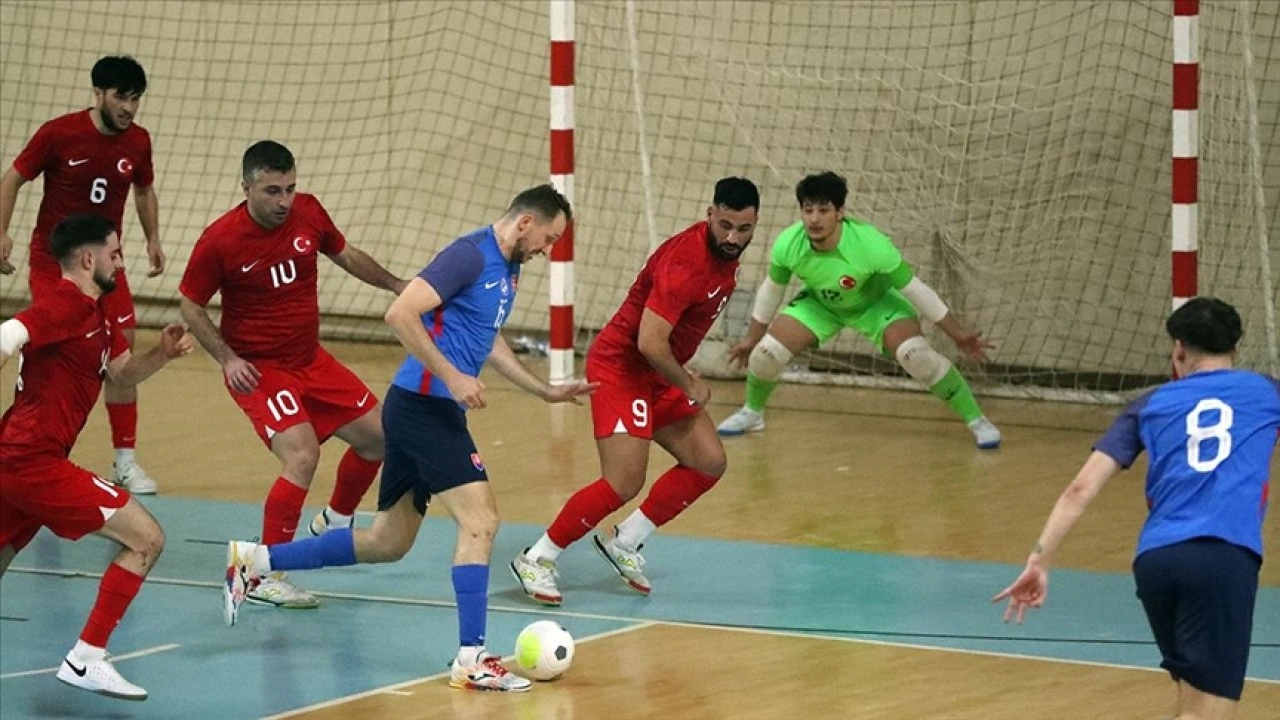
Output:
top-left (767, 217), bottom-right (916, 316)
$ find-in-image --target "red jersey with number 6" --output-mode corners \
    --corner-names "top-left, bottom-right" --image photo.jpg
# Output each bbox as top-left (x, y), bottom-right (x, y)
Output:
top-left (0, 280), bottom-right (130, 458)
top-left (590, 221), bottom-right (738, 382)
top-left (12, 109), bottom-right (154, 253)
top-left (179, 194), bottom-right (347, 369)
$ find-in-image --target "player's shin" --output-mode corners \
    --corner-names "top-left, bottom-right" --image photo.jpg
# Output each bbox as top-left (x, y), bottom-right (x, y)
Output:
top-left (79, 563), bottom-right (145, 651)
top-left (327, 449), bottom-right (380, 521)
top-left (545, 479), bottom-right (625, 549)
top-left (266, 529), bottom-right (357, 571)
top-left (263, 477), bottom-right (308, 544)
top-left (636, 465), bottom-right (720, 532)
top-left (453, 564), bottom-right (489, 656)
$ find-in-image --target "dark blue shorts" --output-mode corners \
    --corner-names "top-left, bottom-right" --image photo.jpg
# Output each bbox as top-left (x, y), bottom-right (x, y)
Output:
top-left (378, 385), bottom-right (487, 515)
top-left (1133, 537), bottom-right (1261, 701)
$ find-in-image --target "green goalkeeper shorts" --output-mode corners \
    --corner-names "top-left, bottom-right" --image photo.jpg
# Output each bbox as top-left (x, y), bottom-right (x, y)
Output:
top-left (780, 288), bottom-right (918, 353)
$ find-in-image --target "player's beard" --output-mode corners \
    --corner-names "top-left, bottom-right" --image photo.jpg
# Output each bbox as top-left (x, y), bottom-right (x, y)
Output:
top-left (707, 234), bottom-right (746, 262)
top-left (98, 106), bottom-right (128, 133)
top-left (93, 268), bottom-right (117, 294)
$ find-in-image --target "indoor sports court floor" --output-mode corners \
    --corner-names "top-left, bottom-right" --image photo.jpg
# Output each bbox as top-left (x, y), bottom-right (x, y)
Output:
top-left (1, 334), bottom-right (1277, 719)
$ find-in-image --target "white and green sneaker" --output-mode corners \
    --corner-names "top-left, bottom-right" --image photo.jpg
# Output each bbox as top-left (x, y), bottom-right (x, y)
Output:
top-left (593, 531), bottom-right (651, 595)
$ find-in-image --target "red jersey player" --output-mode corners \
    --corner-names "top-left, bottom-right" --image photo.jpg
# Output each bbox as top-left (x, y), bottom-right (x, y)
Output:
top-left (0, 214), bottom-right (192, 701)
top-left (179, 140), bottom-right (404, 610)
top-left (512, 177), bottom-right (760, 605)
top-left (0, 56), bottom-right (165, 495)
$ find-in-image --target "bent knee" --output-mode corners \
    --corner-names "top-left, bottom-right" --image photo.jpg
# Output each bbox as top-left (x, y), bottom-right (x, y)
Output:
top-left (747, 334), bottom-right (793, 382)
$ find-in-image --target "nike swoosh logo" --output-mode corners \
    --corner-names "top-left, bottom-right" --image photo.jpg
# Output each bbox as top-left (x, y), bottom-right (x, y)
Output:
top-left (85, 328), bottom-right (102, 338)
top-left (356, 392), bottom-right (370, 408)
top-left (707, 286), bottom-right (721, 299)
top-left (117, 314), bottom-right (133, 324)
top-left (68, 158), bottom-right (90, 167)
top-left (484, 280), bottom-right (501, 289)
top-left (241, 259), bottom-right (263, 273)
top-left (64, 659), bottom-right (87, 677)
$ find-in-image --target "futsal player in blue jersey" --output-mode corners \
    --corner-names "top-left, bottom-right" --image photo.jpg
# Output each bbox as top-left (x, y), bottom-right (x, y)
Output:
top-left (995, 297), bottom-right (1280, 720)
top-left (222, 184), bottom-right (595, 692)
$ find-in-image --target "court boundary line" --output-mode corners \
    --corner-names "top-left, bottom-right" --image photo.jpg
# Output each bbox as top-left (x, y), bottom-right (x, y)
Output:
top-left (259, 622), bottom-right (657, 719)
top-left (9, 565), bottom-right (1278, 690)
top-left (0, 643), bottom-right (181, 680)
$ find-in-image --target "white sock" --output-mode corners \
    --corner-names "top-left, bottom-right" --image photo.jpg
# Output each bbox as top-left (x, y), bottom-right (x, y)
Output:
top-left (72, 640), bottom-right (106, 662)
top-left (614, 511), bottom-right (656, 550)
top-left (456, 645), bottom-right (484, 666)
top-left (324, 508), bottom-right (354, 528)
top-left (253, 545), bottom-right (273, 573)
top-left (526, 535), bottom-right (564, 562)
top-left (114, 448), bottom-right (136, 467)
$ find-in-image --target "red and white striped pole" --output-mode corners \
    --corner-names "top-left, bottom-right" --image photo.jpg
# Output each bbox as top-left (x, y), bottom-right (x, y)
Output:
top-left (1172, 0), bottom-right (1198, 310)
top-left (548, 0), bottom-right (576, 383)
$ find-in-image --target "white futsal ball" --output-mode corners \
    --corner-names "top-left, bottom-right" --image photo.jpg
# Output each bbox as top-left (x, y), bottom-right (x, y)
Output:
top-left (513, 620), bottom-right (575, 681)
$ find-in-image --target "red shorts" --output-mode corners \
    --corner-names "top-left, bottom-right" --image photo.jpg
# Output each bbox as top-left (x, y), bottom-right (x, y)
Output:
top-left (0, 454), bottom-right (131, 552)
top-left (229, 347), bottom-right (377, 447)
top-left (586, 355), bottom-right (701, 440)
top-left (30, 245), bottom-right (137, 330)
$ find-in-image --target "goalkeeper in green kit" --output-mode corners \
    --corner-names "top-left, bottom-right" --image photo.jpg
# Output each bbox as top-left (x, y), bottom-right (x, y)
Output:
top-left (718, 172), bottom-right (1001, 448)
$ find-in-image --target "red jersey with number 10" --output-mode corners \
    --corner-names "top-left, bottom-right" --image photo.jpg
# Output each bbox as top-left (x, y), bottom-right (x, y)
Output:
top-left (12, 109), bottom-right (154, 252)
top-left (0, 280), bottom-right (130, 458)
top-left (179, 194), bottom-right (347, 369)
top-left (590, 221), bottom-right (738, 381)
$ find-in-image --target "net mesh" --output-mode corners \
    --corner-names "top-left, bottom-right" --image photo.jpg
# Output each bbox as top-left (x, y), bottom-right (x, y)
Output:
top-left (0, 0), bottom-right (1275, 402)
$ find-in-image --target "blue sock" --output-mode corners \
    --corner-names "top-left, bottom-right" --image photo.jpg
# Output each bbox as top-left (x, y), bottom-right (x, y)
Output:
top-left (267, 528), bottom-right (358, 571)
top-left (453, 564), bottom-right (489, 649)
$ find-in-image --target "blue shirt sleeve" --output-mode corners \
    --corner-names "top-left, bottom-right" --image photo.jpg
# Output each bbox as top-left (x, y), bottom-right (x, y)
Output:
top-left (1094, 389), bottom-right (1157, 468)
top-left (420, 240), bottom-right (484, 303)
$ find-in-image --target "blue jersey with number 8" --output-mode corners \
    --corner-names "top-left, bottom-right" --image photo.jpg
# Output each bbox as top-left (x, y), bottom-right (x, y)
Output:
top-left (1095, 369), bottom-right (1280, 558)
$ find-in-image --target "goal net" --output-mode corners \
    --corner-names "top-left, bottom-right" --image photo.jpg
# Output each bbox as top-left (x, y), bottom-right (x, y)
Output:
top-left (0, 1), bottom-right (1274, 404)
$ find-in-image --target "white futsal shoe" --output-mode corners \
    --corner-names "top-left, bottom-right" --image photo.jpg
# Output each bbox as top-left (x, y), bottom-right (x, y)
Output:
top-left (593, 532), bottom-right (652, 595)
top-left (56, 650), bottom-right (148, 701)
top-left (247, 572), bottom-right (318, 610)
top-left (308, 509), bottom-right (353, 536)
top-left (511, 550), bottom-right (563, 606)
top-left (224, 540), bottom-right (262, 627)
top-left (717, 407), bottom-right (765, 436)
top-left (113, 460), bottom-right (157, 495)
top-left (968, 416), bottom-right (1002, 449)
top-left (449, 651), bottom-right (532, 692)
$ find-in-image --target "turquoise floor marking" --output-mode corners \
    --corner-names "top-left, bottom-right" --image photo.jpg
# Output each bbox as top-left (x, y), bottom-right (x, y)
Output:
top-left (1, 496), bottom-right (1275, 719)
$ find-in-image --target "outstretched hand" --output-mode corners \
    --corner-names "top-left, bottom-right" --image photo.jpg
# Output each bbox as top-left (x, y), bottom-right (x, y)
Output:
top-left (159, 323), bottom-right (195, 359)
top-left (992, 561), bottom-right (1049, 625)
top-left (544, 380), bottom-right (600, 405)
top-left (953, 330), bottom-right (994, 362)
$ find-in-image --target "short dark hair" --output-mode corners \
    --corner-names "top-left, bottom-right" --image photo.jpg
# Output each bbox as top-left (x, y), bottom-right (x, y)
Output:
top-left (243, 140), bottom-right (296, 183)
top-left (91, 56), bottom-right (147, 96)
top-left (712, 177), bottom-right (760, 211)
top-left (1166, 297), bottom-right (1243, 355)
top-left (50, 214), bottom-right (115, 265)
top-left (795, 171), bottom-right (848, 209)
top-left (506, 184), bottom-right (572, 224)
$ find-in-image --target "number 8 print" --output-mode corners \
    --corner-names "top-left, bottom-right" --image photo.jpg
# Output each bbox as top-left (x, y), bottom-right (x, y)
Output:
top-left (1185, 398), bottom-right (1233, 472)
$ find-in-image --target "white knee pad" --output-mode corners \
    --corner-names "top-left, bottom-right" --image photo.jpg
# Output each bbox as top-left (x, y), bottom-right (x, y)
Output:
top-left (747, 334), bottom-right (794, 382)
top-left (894, 336), bottom-right (952, 387)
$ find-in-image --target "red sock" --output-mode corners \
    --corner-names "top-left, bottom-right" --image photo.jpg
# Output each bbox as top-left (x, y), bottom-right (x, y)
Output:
top-left (79, 563), bottom-right (145, 648)
top-left (546, 478), bottom-right (624, 548)
top-left (263, 477), bottom-right (308, 544)
top-left (328, 449), bottom-right (380, 516)
top-left (639, 465), bottom-right (719, 527)
top-left (106, 402), bottom-right (137, 449)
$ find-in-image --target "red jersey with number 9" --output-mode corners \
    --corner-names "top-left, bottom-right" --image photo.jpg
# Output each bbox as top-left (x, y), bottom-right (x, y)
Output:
top-left (12, 109), bottom-right (154, 254)
top-left (179, 194), bottom-right (347, 369)
top-left (0, 280), bottom-right (130, 458)
top-left (590, 221), bottom-right (738, 383)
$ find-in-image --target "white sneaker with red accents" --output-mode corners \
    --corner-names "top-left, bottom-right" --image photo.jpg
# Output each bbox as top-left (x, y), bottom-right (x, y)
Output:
top-left (449, 651), bottom-right (532, 692)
